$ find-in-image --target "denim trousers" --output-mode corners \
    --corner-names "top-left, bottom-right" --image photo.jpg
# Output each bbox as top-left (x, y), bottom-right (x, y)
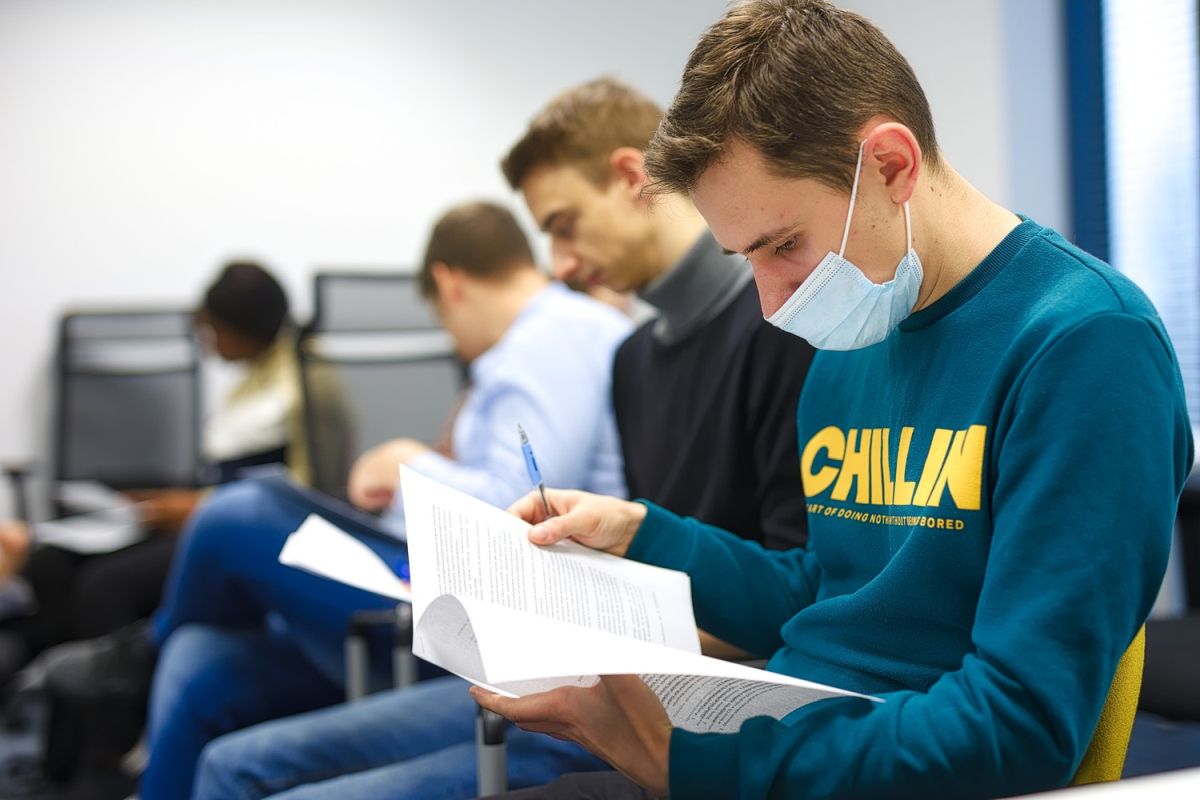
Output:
top-left (191, 675), bottom-right (609, 800)
top-left (141, 478), bottom-right (407, 799)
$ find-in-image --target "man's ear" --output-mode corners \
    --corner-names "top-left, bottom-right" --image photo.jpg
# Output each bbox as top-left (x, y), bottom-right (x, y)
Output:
top-left (607, 147), bottom-right (649, 201)
top-left (861, 121), bottom-right (922, 205)
top-left (429, 262), bottom-right (463, 305)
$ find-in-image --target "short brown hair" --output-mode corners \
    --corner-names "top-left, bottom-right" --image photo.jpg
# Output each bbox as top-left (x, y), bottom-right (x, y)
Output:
top-left (418, 202), bottom-right (535, 300)
top-left (501, 77), bottom-right (664, 190)
top-left (645, 0), bottom-right (940, 195)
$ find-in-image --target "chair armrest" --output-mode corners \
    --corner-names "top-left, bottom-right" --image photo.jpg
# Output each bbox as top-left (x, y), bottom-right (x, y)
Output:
top-left (2, 462), bottom-right (35, 523)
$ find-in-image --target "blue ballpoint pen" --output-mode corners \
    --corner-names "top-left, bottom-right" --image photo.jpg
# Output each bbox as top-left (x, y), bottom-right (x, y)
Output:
top-left (518, 424), bottom-right (553, 518)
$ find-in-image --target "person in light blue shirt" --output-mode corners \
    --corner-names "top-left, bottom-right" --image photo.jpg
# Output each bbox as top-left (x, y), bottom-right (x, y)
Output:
top-left (361, 243), bottom-right (629, 537)
top-left (39, 201), bottom-right (632, 800)
top-left (408, 282), bottom-right (627, 506)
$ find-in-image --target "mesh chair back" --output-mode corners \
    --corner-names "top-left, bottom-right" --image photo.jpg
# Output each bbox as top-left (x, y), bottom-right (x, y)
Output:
top-left (299, 332), bottom-right (464, 495)
top-left (55, 309), bottom-right (204, 491)
top-left (312, 272), bottom-right (439, 332)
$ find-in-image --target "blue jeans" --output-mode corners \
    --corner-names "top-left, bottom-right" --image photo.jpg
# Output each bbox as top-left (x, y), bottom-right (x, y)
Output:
top-left (142, 478), bottom-right (409, 800)
top-left (192, 675), bottom-right (610, 800)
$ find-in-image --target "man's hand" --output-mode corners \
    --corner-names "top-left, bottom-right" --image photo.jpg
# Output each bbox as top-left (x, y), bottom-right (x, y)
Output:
top-left (125, 488), bottom-right (201, 533)
top-left (0, 520), bottom-right (31, 582)
top-left (698, 629), bottom-right (754, 661)
top-left (470, 675), bottom-right (671, 797)
top-left (347, 438), bottom-right (431, 511)
top-left (507, 490), bottom-right (647, 557)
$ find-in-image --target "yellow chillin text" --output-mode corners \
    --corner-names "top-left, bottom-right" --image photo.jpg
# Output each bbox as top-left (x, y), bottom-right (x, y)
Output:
top-left (801, 425), bottom-right (987, 511)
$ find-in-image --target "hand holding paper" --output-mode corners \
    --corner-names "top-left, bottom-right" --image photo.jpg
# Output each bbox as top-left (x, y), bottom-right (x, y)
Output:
top-left (471, 675), bottom-right (673, 798)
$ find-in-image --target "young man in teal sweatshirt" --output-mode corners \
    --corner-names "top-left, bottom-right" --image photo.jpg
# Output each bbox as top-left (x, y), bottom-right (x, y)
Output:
top-left (476, 1), bottom-right (1193, 798)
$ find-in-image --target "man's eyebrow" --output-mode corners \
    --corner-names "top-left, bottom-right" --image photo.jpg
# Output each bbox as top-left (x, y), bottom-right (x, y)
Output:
top-left (738, 222), bottom-right (800, 257)
top-left (720, 221), bottom-right (796, 256)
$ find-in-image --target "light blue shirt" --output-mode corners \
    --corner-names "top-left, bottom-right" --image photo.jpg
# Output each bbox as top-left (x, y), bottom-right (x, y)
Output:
top-left (382, 282), bottom-right (632, 536)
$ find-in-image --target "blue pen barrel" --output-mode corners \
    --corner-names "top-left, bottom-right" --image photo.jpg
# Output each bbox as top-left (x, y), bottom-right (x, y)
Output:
top-left (521, 441), bottom-right (542, 484)
top-left (518, 424), bottom-right (552, 517)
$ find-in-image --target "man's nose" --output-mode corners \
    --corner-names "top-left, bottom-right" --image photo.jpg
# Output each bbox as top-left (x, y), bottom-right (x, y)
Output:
top-left (551, 246), bottom-right (582, 281)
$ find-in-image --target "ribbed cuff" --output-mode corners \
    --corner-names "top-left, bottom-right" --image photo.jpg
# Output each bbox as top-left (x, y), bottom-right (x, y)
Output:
top-left (668, 728), bottom-right (741, 799)
top-left (626, 501), bottom-right (699, 573)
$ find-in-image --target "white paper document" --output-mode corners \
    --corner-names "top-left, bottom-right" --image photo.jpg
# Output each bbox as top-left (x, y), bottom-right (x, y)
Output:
top-left (400, 467), bottom-right (879, 734)
top-left (278, 514), bottom-right (412, 602)
top-left (34, 483), bottom-right (146, 554)
top-left (55, 480), bottom-right (136, 515)
top-left (34, 513), bottom-right (143, 554)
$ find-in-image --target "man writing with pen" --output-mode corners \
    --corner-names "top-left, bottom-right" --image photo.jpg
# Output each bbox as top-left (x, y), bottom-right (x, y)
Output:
top-left (474, 2), bottom-right (1193, 799)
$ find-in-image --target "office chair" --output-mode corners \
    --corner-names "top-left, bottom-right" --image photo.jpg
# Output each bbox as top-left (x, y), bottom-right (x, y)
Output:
top-left (0, 309), bottom-right (203, 793)
top-left (310, 272), bottom-right (502, 789)
top-left (1073, 626), bottom-right (1145, 784)
top-left (6, 309), bottom-right (205, 524)
top-left (57, 309), bottom-right (204, 491)
top-left (309, 270), bottom-right (441, 333)
top-left (298, 272), bottom-right (465, 498)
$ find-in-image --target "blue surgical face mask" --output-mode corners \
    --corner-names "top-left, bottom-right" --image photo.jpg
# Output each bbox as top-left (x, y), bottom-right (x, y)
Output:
top-left (764, 143), bottom-right (923, 350)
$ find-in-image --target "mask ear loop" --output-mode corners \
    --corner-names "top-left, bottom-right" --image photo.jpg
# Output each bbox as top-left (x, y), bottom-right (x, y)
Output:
top-left (837, 142), bottom-right (867, 258)
top-left (840, 141), bottom-right (915, 257)
top-left (903, 200), bottom-right (912, 251)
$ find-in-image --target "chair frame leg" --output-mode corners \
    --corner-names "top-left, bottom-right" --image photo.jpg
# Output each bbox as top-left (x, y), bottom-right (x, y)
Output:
top-left (476, 705), bottom-right (508, 796)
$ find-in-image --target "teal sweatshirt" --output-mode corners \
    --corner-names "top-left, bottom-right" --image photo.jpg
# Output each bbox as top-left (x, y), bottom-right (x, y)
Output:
top-left (626, 220), bottom-right (1193, 799)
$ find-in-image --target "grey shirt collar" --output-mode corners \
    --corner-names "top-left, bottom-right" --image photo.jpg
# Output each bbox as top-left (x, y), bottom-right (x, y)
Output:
top-left (639, 230), bottom-right (754, 345)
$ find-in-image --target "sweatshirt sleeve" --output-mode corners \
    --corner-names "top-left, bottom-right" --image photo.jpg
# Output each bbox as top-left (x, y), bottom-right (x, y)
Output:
top-left (628, 503), bottom-right (821, 659)
top-left (659, 314), bottom-right (1191, 798)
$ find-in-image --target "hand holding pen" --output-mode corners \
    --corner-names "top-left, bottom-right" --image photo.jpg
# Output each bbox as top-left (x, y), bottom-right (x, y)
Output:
top-left (514, 424), bottom-right (646, 555)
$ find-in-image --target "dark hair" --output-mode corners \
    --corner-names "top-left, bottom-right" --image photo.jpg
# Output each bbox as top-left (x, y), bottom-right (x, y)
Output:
top-left (645, 0), bottom-right (941, 195)
top-left (418, 202), bottom-right (535, 300)
top-left (202, 261), bottom-right (289, 344)
top-left (501, 77), bottom-right (664, 190)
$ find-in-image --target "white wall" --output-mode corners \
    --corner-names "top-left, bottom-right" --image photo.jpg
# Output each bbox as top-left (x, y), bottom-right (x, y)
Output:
top-left (0, 0), bottom-right (1068, 518)
top-left (844, 0), bottom-right (1068, 230)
